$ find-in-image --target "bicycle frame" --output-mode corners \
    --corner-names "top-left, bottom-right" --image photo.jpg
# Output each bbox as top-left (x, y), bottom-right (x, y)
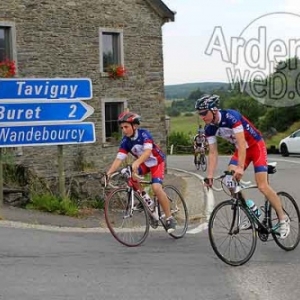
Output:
top-left (119, 166), bottom-right (161, 222)
top-left (224, 171), bottom-right (278, 237)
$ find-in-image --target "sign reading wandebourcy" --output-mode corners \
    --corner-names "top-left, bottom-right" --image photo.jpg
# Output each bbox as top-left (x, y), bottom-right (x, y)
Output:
top-left (0, 78), bottom-right (95, 147)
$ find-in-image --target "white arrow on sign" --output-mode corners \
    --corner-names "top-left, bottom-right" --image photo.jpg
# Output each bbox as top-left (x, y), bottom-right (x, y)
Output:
top-left (0, 99), bottom-right (94, 124)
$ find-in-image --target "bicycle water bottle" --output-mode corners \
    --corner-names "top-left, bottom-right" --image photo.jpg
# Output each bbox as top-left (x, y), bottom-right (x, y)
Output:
top-left (246, 199), bottom-right (262, 218)
top-left (141, 191), bottom-right (154, 212)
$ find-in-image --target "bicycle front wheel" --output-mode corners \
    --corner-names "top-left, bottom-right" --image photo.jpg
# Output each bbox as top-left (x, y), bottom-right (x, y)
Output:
top-left (208, 200), bottom-right (257, 266)
top-left (269, 191), bottom-right (300, 251)
top-left (200, 154), bottom-right (207, 172)
top-left (195, 154), bottom-right (200, 170)
top-left (105, 187), bottom-right (150, 247)
top-left (161, 185), bottom-right (189, 239)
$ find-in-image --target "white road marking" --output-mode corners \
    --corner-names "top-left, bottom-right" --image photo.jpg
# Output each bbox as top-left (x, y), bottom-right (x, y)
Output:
top-left (187, 222), bottom-right (208, 234)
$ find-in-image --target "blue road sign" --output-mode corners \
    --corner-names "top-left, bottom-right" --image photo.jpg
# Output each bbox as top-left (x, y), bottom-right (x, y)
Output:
top-left (0, 100), bottom-right (94, 124)
top-left (0, 123), bottom-right (95, 147)
top-left (0, 78), bottom-right (92, 100)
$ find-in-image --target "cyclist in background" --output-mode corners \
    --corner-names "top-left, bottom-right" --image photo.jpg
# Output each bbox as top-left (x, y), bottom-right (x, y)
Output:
top-left (195, 94), bottom-right (290, 239)
top-left (193, 126), bottom-right (207, 166)
top-left (105, 111), bottom-right (176, 233)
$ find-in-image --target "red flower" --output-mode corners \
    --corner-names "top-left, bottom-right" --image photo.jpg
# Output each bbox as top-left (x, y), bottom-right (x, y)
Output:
top-left (107, 64), bottom-right (126, 80)
top-left (0, 59), bottom-right (16, 78)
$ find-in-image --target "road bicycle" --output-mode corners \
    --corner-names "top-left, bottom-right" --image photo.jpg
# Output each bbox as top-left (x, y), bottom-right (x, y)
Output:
top-left (104, 166), bottom-right (189, 247)
top-left (195, 147), bottom-right (207, 171)
top-left (208, 162), bottom-right (300, 266)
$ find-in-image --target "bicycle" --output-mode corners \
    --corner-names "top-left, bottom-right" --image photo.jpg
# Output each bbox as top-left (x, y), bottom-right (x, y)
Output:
top-left (195, 147), bottom-right (207, 171)
top-left (104, 166), bottom-right (189, 247)
top-left (208, 162), bottom-right (300, 266)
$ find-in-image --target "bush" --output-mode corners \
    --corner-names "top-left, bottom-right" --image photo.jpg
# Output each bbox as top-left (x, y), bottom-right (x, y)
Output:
top-left (168, 131), bottom-right (191, 146)
top-left (26, 194), bottom-right (79, 217)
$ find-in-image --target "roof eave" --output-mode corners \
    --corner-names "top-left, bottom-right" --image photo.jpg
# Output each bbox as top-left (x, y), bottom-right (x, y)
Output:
top-left (144, 0), bottom-right (176, 22)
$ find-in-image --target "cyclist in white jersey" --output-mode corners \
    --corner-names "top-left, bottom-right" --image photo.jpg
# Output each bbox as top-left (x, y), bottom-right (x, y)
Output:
top-left (193, 127), bottom-right (207, 165)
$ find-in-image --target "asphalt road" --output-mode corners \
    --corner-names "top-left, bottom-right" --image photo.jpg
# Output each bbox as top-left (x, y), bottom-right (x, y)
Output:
top-left (0, 154), bottom-right (299, 300)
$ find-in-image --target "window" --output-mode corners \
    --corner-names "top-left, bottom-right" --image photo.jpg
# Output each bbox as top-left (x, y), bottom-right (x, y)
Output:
top-left (0, 22), bottom-right (16, 61)
top-left (0, 26), bottom-right (12, 61)
top-left (99, 28), bottom-right (124, 73)
top-left (101, 99), bottom-right (127, 144)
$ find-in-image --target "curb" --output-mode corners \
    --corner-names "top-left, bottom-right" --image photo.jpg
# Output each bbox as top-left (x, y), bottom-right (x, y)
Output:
top-left (0, 168), bottom-right (211, 233)
top-left (0, 220), bottom-right (109, 233)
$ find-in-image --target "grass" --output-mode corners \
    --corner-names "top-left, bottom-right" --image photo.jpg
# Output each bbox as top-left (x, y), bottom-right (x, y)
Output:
top-left (26, 194), bottom-right (79, 217)
top-left (170, 113), bottom-right (204, 136)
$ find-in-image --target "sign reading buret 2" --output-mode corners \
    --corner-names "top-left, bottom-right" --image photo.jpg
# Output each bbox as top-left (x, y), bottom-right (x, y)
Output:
top-left (0, 78), bottom-right (95, 147)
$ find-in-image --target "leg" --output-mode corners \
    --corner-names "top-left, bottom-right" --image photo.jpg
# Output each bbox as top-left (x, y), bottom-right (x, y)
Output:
top-left (150, 162), bottom-right (176, 232)
top-left (194, 150), bottom-right (198, 164)
top-left (255, 172), bottom-right (286, 220)
top-left (251, 140), bottom-right (290, 238)
top-left (152, 183), bottom-right (172, 218)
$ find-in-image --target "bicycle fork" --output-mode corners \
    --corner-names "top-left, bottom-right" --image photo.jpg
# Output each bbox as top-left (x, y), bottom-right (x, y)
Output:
top-left (229, 202), bottom-right (242, 235)
top-left (123, 188), bottom-right (136, 219)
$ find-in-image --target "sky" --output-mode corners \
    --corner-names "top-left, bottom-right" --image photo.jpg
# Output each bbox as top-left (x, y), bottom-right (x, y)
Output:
top-left (162, 0), bottom-right (300, 85)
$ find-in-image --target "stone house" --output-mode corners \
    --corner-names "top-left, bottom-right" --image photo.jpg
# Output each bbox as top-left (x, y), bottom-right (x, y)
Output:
top-left (0, 0), bottom-right (175, 180)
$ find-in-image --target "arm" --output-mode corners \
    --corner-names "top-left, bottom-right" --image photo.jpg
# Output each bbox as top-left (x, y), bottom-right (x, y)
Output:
top-left (132, 149), bottom-right (152, 174)
top-left (207, 142), bottom-right (218, 179)
top-left (106, 157), bottom-right (123, 176)
top-left (233, 131), bottom-right (247, 179)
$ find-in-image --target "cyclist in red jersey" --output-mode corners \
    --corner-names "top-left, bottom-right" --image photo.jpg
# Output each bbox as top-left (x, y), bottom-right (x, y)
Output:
top-left (105, 111), bottom-right (176, 233)
top-left (195, 95), bottom-right (290, 239)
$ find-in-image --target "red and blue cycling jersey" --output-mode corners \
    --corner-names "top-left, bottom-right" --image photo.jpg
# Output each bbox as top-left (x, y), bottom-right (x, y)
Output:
top-left (117, 128), bottom-right (165, 168)
top-left (205, 109), bottom-right (263, 148)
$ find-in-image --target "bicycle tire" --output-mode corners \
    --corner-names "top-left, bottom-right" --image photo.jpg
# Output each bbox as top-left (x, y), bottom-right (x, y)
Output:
top-left (200, 154), bottom-right (207, 172)
top-left (160, 185), bottom-right (189, 239)
top-left (105, 187), bottom-right (150, 247)
top-left (195, 153), bottom-right (201, 170)
top-left (208, 200), bottom-right (257, 266)
top-left (269, 191), bottom-right (300, 251)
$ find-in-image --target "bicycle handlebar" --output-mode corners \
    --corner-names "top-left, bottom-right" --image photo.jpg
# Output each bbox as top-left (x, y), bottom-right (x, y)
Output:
top-left (206, 171), bottom-right (255, 194)
top-left (120, 165), bottom-right (145, 180)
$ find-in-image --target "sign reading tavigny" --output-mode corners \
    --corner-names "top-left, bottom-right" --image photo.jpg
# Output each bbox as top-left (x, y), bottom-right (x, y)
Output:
top-left (0, 78), bottom-right (96, 147)
top-left (0, 78), bottom-right (93, 100)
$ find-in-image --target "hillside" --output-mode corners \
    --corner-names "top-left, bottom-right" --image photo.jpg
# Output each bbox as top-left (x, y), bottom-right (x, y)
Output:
top-left (164, 82), bottom-right (229, 99)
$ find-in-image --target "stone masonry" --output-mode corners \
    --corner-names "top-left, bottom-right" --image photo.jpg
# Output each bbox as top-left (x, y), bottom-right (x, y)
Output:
top-left (0, 0), bottom-right (173, 179)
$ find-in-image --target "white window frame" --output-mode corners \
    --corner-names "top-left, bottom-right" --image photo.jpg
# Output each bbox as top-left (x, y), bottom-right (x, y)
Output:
top-left (99, 27), bottom-right (124, 75)
top-left (101, 98), bottom-right (127, 144)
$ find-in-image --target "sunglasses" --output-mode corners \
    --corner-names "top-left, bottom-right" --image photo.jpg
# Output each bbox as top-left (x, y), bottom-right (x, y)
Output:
top-left (198, 110), bottom-right (209, 116)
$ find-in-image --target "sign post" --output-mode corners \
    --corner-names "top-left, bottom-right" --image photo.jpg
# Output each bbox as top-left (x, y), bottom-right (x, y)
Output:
top-left (0, 78), bottom-right (95, 202)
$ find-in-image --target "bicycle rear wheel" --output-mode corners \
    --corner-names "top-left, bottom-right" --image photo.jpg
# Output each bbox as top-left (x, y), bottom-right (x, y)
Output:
top-left (269, 191), bottom-right (300, 251)
top-left (208, 200), bottom-right (257, 266)
top-left (161, 185), bottom-right (188, 239)
top-left (200, 154), bottom-right (207, 172)
top-left (105, 187), bottom-right (150, 247)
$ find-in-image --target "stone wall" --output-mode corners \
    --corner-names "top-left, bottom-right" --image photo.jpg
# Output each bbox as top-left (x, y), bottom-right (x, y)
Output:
top-left (0, 0), bottom-right (168, 178)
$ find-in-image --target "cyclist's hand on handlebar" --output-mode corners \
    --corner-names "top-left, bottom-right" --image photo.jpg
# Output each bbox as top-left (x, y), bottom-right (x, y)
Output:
top-left (204, 177), bottom-right (213, 188)
top-left (233, 166), bottom-right (244, 181)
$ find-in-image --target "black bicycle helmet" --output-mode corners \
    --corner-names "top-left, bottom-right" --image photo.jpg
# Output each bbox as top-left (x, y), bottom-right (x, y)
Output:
top-left (195, 94), bottom-right (220, 110)
top-left (118, 111), bottom-right (141, 125)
